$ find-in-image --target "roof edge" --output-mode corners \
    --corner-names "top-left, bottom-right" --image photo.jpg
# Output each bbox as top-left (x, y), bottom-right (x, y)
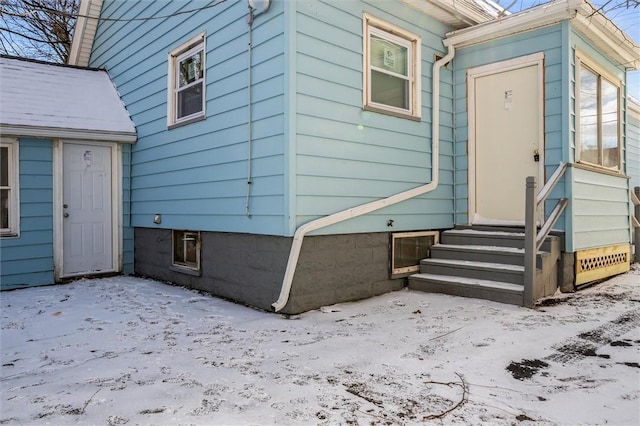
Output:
top-left (2, 54), bottom-right (102, 71)
top-left (0, 125), bottom-right (137, 143)
top-left (444, 0), bottom-right (638, 70)
top-left (444, 0), bottom-right (582, 47)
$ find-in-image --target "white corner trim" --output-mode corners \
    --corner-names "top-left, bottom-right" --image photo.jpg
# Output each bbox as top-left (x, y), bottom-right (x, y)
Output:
top-left (68, 0), bottom-right (91, 65)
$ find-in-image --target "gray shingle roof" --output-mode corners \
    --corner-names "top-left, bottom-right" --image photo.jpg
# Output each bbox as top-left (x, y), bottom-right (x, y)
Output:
top-left (0, 56), bottom-right (136, 142)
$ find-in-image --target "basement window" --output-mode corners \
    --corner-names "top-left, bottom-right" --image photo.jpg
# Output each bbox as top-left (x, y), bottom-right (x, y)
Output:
top-left (391, 231), bottom-right (438, 278)
top-left (172, 230), bottom-right (201, 273)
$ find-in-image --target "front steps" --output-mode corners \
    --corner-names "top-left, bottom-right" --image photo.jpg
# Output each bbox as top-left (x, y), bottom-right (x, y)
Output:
top-left (408, 227), bottom-right (561, 306)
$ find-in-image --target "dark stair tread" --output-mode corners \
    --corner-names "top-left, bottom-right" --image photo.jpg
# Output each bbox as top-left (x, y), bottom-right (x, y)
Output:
top-left (434, 244), bottom-right (549, 255)
top-left (420, 258), bottom-right (526, 272)
top-left (410, 273), bottom-right (523, 293)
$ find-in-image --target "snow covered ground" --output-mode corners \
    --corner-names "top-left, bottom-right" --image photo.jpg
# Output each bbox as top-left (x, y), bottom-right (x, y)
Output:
top-left (1, 266), bottom-right (639, 425)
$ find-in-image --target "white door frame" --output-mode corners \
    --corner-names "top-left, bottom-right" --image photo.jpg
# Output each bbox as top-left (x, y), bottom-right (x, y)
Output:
top-left (53, 140), bottom-right (123, 280)
top-left (467, 52), bottom-right (545, 225)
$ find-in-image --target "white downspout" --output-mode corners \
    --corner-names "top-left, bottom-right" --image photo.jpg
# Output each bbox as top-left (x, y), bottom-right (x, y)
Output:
top-left (272, 45), bottom-right (456, 312)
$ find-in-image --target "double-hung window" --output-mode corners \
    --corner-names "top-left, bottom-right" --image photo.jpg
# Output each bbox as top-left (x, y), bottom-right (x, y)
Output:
top-left (1, 138), bottom-right (19, 237)
top-left (168, 33), bottom-right (206, 127)
top-left (577, 55), bottom-right (621, 170)
top-left (363, 14), bottom-right (421, 119)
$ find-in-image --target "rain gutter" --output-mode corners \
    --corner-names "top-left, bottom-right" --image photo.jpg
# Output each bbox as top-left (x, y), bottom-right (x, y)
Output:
top-left (271, 46), bottom-right (456, 312)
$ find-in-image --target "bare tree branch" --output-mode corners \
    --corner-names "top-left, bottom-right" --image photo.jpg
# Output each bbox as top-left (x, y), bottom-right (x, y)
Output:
top-left (0, 0), bottom-right (78, 63)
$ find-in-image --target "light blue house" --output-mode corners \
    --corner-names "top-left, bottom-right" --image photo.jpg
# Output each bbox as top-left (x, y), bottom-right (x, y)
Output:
top-left (0, 57), bottom-right (136, 289)
top-left (5, 0), bottom-right (636, 313)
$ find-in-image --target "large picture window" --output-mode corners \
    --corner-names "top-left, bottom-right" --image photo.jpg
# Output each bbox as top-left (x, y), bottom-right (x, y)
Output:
top-left (363, 15), bottom-right (421, 119)
top-left (1, 138), bottom-right (19, 237)
top-left (577, 57), bottom-right (620, 170)
top-left (168, 34), bottom-right (205, 127)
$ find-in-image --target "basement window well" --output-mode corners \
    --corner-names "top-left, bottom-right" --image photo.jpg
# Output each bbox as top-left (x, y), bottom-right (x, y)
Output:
top-left (391, 231), bottom-right (438, 278)
top-left (172, 230), bottom-right (201, 274)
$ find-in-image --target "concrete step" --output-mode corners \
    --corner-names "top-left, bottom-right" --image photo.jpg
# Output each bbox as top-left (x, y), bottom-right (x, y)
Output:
top-left (408, 273), bottom-right (524, 305)
top-left (431, 244), bottom-right (548, 268)
top-left (440, 228), bottom-right (558, 252)
top-left (419, 258), bottom-right (526, 285)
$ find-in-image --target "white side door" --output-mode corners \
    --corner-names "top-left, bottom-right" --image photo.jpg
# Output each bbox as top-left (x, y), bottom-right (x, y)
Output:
top-left (62, 142), bottom-right (113, 276)
top-left (469, 54), bottom-right (544, 224)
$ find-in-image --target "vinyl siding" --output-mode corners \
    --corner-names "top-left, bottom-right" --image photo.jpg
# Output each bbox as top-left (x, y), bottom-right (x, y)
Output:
top-left (90, 0), bottom-right (287, 235)
top-left (567, 27), bottom-right (630, 252)
top-left (570, 166), bottom-right (630, 251)
top-left (627, 102), bottom-right (640, 189)
top-left (0, 138), bottom-right (54, 289)
top-left (293, 0), bottom-right (455, 235)
top-left (569, 27), bottom-right (627, 169)
top-left (122, 143), bottom-right (133, 274)
top-left (452, 24), bottom-right (566, 227)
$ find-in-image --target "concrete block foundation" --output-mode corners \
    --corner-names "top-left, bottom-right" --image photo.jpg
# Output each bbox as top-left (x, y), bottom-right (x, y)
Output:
top-left (134, 228), bottom-right (402, 314)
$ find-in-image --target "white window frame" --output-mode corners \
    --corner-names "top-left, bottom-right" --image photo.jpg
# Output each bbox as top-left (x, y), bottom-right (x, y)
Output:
top-left (363, 14), bottom-right (421, 120)
top-left (575, 51), bottom-right (621, 171)
top-left (390, 230), bottom-right (438, 278)
top-left (168, 33), bottom-right (206, 128)
top-left (1, 138), bottom-right (20, 237)
top-left (172, 230), bottom-right (201, 273)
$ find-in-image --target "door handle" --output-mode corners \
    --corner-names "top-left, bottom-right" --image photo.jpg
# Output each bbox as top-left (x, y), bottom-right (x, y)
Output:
top-left (533, 149), bottom-right (540, 162)
top-left (63, 212), bottom-right (69, 218)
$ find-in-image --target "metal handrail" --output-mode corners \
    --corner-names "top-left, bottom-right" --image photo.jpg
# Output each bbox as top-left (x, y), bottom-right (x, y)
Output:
top-left (524, 162), bottom-right (568, 308)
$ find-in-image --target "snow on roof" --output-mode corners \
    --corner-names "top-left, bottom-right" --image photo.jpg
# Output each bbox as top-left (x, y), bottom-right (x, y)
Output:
top-left (0, 56), bottom-right (136, 143)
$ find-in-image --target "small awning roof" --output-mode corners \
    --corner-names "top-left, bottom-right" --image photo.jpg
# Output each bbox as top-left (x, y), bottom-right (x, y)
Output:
top-left (0, 56), bottom-right (136, 143)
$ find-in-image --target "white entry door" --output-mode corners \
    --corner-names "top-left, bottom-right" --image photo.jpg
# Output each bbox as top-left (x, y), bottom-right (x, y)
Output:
top-left (469, 54), bottom-right (544, 224)
top-left (62, 143), bottom-right (113, 276)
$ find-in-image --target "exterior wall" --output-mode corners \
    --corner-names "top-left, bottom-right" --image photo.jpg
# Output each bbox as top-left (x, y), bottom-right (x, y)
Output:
top-left (628, 99), bottom-right (640, 189)
top-left (0, 137), bottom-right (134, 289)
top-left (134, 227), bottom-right (401, 314)
top-left (566, 27), bottom-right (631, 254)
top-left (568, 27), bottom-right (627, 167)
top-left (291, 0), bottom-right (455, 236)
top-left (122, 142), bottom-right (134, 274)
top-left (287, 232), bottom-right (403, 312)
top-left (1, 138), bottom-right (54, 289)
top-left (90, 0), bottom-right (287, 235)
top-left (452, 24), bottom-right (566, 228)
top-left (91, 0), bottom-right (456, 238)
top-left (568, 165), bottom-right (630, 251)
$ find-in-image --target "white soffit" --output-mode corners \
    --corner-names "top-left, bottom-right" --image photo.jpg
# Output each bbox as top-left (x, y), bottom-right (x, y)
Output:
top-left (68, 0), bottom-right (103, 67)
top-left (402, 0), bottom-right (504, 29)
top-left (444, 0), bottom-right (639, 70)
top-left (0, 56), bottom-right (136, 142)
